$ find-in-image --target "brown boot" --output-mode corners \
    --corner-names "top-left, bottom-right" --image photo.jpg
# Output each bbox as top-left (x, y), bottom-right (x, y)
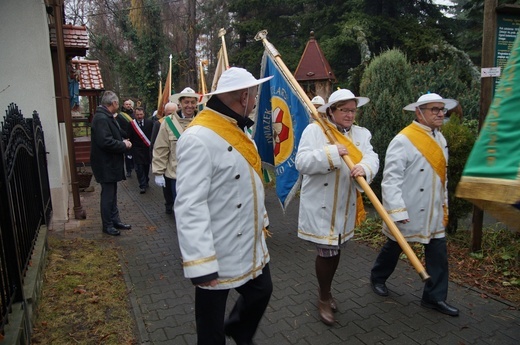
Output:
top-left (330, 296), bottom-right (338, 312)
top-left (318, 299), bottom-right (335, 325)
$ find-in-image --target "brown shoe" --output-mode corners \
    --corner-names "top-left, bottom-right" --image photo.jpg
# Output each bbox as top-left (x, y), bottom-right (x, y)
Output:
top-left (330, 297), bottom-right (338, 312)
top-left (318, 299), bottom-right (335, 326)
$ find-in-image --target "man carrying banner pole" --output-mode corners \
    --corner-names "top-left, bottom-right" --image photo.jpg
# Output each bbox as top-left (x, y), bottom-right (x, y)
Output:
top-left (371, 93), bottom-right (460, 317)
top-left (253, 30), bottom-right (430, 282)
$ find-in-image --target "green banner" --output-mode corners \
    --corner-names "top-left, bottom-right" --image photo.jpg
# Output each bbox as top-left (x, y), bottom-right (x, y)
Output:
top-left (466, 32), bottom-right (520, 180)
top-left (456, 32), bottom-right (520, 230)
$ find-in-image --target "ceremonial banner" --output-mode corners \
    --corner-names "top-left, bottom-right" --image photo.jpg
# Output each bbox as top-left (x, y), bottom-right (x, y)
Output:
top-left (157, 55), bottom-right (172, 119)
top-left (253, 51), bottom-right (311, 210)
top-left (456, 33), bottom-right (520, 230)
top-left (211, 47), bottom-right (228, 92)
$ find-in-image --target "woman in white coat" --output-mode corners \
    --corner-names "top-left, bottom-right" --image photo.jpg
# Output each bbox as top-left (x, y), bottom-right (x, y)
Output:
top-left (296, 89), bottom-right (379, 325)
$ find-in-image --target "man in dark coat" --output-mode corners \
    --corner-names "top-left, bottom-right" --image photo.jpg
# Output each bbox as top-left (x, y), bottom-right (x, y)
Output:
top-left (118, 99), bottom-right (135, 177)
top-left (128, 106), bottom-right (153, 194)
top-left (90, 90), bottom-right (133, 236)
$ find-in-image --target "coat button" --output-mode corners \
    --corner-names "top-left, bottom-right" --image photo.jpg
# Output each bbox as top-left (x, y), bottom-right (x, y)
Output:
top-left (228, 146), bottom-right (233, 151)
top-left (235, 174), bottom-right (240, 179)
top-left (324, 183), bottom-right (328, 186)
top-left (420, 188), bottom-right (424, 192)
top-left (237, 232), bottom-right (242, 236)
top-left (237, 204), bottom-right (242, 208)
top-left (420, 169), bottom-right (424, 172)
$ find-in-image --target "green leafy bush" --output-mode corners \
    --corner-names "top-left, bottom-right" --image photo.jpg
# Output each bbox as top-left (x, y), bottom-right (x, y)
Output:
top-left (359, 49), bottom-right (414, 198)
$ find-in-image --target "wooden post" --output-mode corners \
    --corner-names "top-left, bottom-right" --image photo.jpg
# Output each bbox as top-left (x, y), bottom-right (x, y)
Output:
top-left (472, 0), bottom-right (497, 251)
top-left (51, 0), bottom-right (86, 219)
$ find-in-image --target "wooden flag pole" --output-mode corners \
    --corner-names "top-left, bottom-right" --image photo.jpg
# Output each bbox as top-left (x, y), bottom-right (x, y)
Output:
top-left (199, 60), bottom-right (208, 95)
top-left (255, 30), bottom-right (430, 282)
top-left (219, 28), bottom-right (230, 69)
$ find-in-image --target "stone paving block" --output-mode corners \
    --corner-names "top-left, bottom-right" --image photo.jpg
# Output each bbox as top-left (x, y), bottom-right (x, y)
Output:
top-left (403, 326), bottom-right (443, 344)
top-left (485, 329), bottom-right (519, 344)
top-left (257, 332), bottom-right (309, 345)
top-left (377, 319), bottom-right (415, 339)
top-left (304, 330), bottom-right (344, 344)
top-left (387, 312), bottom-right (435, 332)
top-left (348, 332), bottom-right (391, 344)
top-left (329, 319), bottom-right (365, 341)
top-left (145, 315), bottom-right (176, 333)
top-left (258, 318), bottom-right (293, 338)
top-left (382, 334), bottom-right (422, 345)
top-left (269, 322), bottom-right (319, 344)
top-left (430, 333), bottom-right (468, 345)
top-left (350, 302), bottom-right (386, 321)
top-left (165, 323), bottom-right (196, 344)
top-left (145, 327), bottom-right (168, 343)
top-left (423, 317), bottom-right (460, 337)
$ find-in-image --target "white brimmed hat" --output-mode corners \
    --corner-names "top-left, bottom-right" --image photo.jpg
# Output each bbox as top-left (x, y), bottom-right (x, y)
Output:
top-left (205, 67), bottom-right (273, 96)
top-left (318, 89), bottom-right (370, 113)
top-left (403, 93), bottom-right (458, 111)
top-left (169, 87), bottom-right (203, 104)
top-left (311, 95), bottom-right (325, 106)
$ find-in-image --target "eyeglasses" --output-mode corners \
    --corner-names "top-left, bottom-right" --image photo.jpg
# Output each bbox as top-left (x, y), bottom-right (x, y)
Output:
top-left (419, 107), bottom-right (448, 115)
top-left (336, 108), bottom-right (357, 114)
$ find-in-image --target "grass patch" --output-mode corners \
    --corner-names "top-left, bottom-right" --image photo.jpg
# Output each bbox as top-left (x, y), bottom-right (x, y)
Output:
top-left (355, 217), bottom-right (520, 305)
top-left (31, 236), bottom-right (137, 344)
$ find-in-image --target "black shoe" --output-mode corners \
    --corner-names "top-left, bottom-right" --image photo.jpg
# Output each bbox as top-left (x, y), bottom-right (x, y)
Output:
top-left (140, 188), bottom-right (146, 194)
top-left (224, 324), bottom-right (255, 345)
top-left (421, 300), bottom-right (459, 316)
top-left (102, 227), bottom-right (120, 236)
top-left (114, 222), bottom-right (131, 230)
top-left (165, 208), bottom-right (173, 214)
top-left (370, 280), bottom-right (389, 296)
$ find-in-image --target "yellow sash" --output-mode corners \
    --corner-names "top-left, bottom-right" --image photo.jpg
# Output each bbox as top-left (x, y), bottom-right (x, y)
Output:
top-left (318, 121), bottom-right (366, 226)
top-left (119, 111), bottom-right (133, 122)
top-left (400, 122), bottom-right (448, 226)
top-left (188, 110), bottom-right (262, 177)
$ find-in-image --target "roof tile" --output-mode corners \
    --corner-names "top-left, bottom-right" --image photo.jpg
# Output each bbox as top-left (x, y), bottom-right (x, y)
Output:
top-left (49, 24), bottom-right (89, 50)
top-left (72, 60), bottom-right (104, 91)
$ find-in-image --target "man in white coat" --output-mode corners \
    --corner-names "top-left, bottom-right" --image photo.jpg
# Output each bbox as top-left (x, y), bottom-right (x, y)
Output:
top-left (174, 67), bottom-right (273, 345)
top-left (296, 89), bottom-right (379, 325)
top-left (370, 93), bottom-right (460, 317)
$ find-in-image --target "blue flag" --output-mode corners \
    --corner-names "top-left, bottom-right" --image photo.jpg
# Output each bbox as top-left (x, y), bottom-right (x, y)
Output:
top-left (253, 52), bottom-right (311, 210)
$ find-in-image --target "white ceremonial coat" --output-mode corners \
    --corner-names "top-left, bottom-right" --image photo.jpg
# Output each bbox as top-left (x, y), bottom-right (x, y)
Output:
top-left (174, 112), bottom-right (270, 290)
top-left (296, 122), bottom-right (379, 245)
top-left (382, 121), bottom-right (448, 243)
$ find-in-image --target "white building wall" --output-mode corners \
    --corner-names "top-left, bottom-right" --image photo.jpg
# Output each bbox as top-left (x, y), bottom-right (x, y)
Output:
top-left (0, 0), bottom-right (69, 222)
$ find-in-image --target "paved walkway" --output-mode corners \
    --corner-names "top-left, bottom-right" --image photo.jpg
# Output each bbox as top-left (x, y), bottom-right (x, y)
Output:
top-left (52, 177), bottom-right (519, 345)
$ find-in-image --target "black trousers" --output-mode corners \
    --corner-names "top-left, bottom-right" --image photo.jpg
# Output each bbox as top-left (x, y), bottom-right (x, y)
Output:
top-left (371, 238), bottom-right (449, 302)
top-left (100, 182), bottom-right (121, 229)
top-left (163, 176), bottom-right (177, 212)
top-left (125, 154), bottom-right (134, 173)
top-left (135, 163), bottom-right (150, 189)
top-left (195, 264), bottom-right (272, 345)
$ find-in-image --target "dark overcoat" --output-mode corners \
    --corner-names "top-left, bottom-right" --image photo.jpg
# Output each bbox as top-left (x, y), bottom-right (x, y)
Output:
top-left (127, 118), bottom-right (153, 164)
top-left (115, 113), bottom-right (131, 138)
top-left (90, 106), bottom-right (128, 183)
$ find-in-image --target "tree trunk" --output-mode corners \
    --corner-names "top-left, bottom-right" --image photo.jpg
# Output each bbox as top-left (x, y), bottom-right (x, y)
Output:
top-left (185, 0), bottom-right (197, 87)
